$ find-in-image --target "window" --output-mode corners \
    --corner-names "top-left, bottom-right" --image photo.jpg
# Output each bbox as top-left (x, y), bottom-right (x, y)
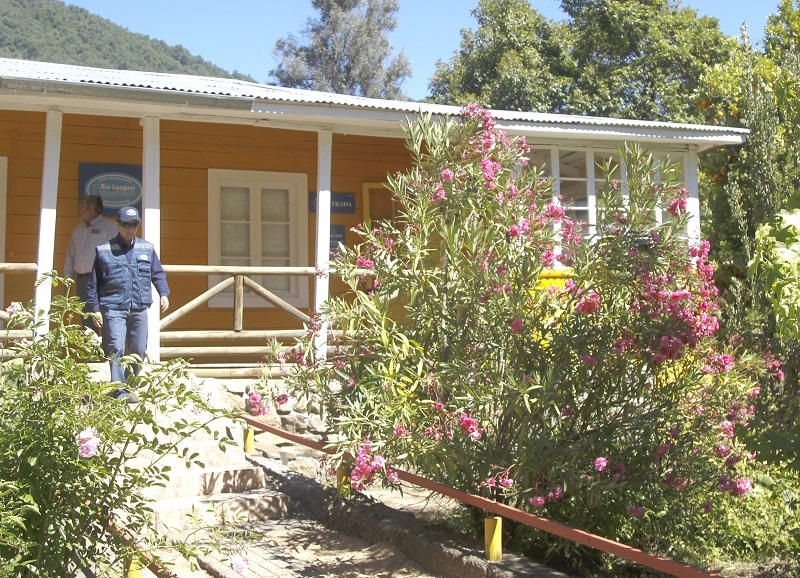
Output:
top-left (529, 147), bottom-right (685, 239)
top-left (208, 169), bottom-right (309, 308)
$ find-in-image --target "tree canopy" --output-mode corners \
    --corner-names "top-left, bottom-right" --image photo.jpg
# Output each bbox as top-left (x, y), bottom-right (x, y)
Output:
top-left (429, 0), bottom-right (731, 122)
top-left (270, 0), bottom-right (411, 99)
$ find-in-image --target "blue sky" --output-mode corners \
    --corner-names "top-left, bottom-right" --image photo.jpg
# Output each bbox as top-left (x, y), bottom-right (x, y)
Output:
top-left (66, 0), bottom-right (777, 101)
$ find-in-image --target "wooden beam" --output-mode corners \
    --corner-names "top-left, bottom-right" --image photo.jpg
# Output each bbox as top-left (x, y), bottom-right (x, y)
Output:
top-left (242, 276), bottom-right (311, 323)
top-left (159, 276), bottom-right (234, 330)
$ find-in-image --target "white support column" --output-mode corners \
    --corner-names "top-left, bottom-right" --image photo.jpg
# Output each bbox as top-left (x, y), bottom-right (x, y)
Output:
top-left (314, 129), bottom-right (333, 359)
top-left (141, 116), bottom-right (162, 362)
top-left (34, 109), bottom-right (63, 336)
top-left (685, 152), bottom-right (701, 240)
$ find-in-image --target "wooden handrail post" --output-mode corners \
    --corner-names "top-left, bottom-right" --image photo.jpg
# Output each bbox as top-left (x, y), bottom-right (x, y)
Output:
top-left (234, 274), bottom-right (244, 332)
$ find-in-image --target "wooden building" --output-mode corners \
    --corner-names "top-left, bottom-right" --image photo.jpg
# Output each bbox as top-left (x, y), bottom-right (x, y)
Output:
top-left (0, 58), bottom-right (747, 372)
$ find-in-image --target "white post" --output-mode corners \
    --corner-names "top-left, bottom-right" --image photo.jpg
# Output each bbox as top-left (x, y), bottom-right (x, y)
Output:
top-left (314, 129), bottom-right (333, 359)
top-left (141, 116), bottom-right (162, 362)
top-left (685, 153), bottom-right (701, 240)
top-left (34, 109), bottom-right (63, 336)
top-left (0, 157), bottom-right (8, 310)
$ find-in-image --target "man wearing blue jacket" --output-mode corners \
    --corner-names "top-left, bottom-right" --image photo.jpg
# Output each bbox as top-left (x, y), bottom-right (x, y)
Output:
top-left (86, 206), bottom-right (170, 402)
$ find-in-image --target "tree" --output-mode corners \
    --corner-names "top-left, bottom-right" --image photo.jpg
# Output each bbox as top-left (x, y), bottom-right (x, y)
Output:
top-left (697, 8), bottom-right (800, 462)
top-left (563, 0), bottom-right (732, 122)
top-left (428, 0), bottom-right (573, 112)
top-left (429, 0), bottom-right (730, 122)
top-left (270, 0), bottom-right (411, 99)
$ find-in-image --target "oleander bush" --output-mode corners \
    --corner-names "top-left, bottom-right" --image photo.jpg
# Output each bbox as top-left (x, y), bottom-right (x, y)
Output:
top-left (271, 107), bottom-right (800, 571)
top-left (0, 273), bottom-right (232, 577)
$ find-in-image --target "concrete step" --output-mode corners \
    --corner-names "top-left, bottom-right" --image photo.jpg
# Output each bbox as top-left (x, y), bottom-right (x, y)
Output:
top-left (150, 489), bottom-right (290, 535)
top-left (142, 464), bottom-right (266, 501)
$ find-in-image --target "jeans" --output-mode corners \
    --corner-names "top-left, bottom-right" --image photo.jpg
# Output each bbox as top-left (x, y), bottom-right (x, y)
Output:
top-left (74, 275), bottom-right (99, 334)
top-left (102, 307), bottom-right (148, 384)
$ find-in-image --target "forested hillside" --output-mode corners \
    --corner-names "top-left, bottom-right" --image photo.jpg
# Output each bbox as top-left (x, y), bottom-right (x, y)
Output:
top-left (0, 0), bottom-right (255, 81)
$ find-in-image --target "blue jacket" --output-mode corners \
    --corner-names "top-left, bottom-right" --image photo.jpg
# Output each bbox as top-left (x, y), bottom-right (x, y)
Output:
top-left (86, 234), bottom-right (169, 312)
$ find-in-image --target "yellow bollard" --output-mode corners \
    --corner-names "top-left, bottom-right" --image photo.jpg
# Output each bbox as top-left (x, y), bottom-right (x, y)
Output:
top-left (484, 516), bottom-right (503, 561)
top-left (243, 427), bottom-right (255, 454)
top-left (336, 465), bottom-right (351, 497)
top-left (123, 557), bottom-right (142, 578)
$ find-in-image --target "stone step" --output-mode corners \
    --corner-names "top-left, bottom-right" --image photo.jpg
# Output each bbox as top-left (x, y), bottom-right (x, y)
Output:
top-left (142, 464), bottom-right (266, 501)
top-left (150, 489), bottom-right (290, 535)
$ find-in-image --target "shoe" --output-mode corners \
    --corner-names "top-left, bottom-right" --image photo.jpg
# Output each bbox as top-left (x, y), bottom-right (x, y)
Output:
top-left (107, 388), bottom-right (138, 404)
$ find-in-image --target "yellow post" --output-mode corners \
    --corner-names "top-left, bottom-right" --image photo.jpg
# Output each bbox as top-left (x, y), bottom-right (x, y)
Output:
top-left (243, 427), bottom-right (255, 454)
top-left (484, 516), bottom-right (502, 561)
top-left (123, 557), bottom-right (142, 578)
top-left (336, 465), bottom-right (351, 497)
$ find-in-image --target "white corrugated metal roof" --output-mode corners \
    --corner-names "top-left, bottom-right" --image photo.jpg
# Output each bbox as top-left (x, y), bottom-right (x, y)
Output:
top-left (0, 57), bottom-right (748, 142)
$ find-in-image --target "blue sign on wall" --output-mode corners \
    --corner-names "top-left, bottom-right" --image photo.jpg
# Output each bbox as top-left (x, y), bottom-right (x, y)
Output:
top-left (309, 192), bottom-right (356, 214)
top-left (79, 163), bottom-right (142, 217)
top-left (330, 224), bottom-right (346, 257)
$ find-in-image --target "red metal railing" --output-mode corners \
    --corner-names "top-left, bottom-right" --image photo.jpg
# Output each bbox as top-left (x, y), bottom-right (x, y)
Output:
top-left (240, 415), bottom-right (721, 578)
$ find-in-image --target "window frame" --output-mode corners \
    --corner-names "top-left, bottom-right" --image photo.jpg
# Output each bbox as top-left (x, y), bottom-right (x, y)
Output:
top-left (207, 169), bottom-right (309, 309)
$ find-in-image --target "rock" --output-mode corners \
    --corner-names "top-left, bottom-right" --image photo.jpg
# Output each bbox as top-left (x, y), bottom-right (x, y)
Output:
top-left (280, 413), bottom-right (309, 434)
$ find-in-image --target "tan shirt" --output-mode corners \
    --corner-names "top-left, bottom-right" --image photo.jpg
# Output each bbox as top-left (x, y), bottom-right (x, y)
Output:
top-left (64, 215), bottom-right (118, 277)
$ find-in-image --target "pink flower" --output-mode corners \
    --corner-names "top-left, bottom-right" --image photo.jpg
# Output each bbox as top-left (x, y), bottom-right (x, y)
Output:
top-left (5, 301), bottom-right (31, 318)
top-left (702, 501), bottom-right (713, 513)
top-left (529, 496), bottom-right (546, 508)
top-left (626, 506), bottom-right (645, 518)
top-left (355, 256), bottom-right (374, 270)
top-left (500, 477), bottom-right (514, 488)
top-left (247, 390), bottom-right (271, 416)
top-left (579, 354), bottom-right (598, 367)
top-left (431, 185), bottom-right (446, 202)
top-left (76, 427), bottom-right (100, 459)
top-left (575, 291), bottom-right (601, 315)
top-left (393, 425), bottom-right (409, 438)
top-left (276, 393), bottom-right (290, 405)
top-left (508, 224), bottom-right (521, 237)
top-left (718, 420), bottom-right (735, 439)
top-left (548, 485), bottom-right (564, 502)
top-left (713, 444), bottom-right (731, 458)
top-left (653, 442), bottom-right (673, 462)
top-left (734, 478), bottom-right (752, 496)
top-left (541, 250), bottom-right (555, 267)
top-left (667, 197), bottom-right (687, 216)
top-left (510, 318), bottom-right (523, 334)
top-left (386, 468), bottom-right (399, 483)
top-left (230, 553), bottom-right (249, 575)
top-left (594, 457), bottom-right (609, 473)
top-left (459, 413), bottom-right (483, 440)
top-left (441, 169), bottom-right (454, 181)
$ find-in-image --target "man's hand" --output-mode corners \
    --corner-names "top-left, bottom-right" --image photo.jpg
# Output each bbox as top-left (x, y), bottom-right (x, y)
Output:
top-left (90, 312), bottom-right (102, 330)
top-left (160, 296), bottom-right (170, 313)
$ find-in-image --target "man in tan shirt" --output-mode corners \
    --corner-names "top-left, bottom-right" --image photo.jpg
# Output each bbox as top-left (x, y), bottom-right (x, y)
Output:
top-left (64, 195), bottom-right (117, 332)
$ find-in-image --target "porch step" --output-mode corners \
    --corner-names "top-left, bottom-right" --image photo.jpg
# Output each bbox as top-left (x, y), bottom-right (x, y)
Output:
top-left (150, 489), bottom-right (290, 535)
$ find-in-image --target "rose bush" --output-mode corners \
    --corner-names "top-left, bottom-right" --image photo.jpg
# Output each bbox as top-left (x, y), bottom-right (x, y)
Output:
top-left (0, 273), bottom-right (233, 577)
top-left (273, 108), bottom-right (799, 571)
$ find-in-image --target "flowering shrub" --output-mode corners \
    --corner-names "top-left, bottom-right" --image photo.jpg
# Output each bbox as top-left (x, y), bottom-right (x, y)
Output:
top-left (274, 109), bottom-right (799, 569)
top-left (0, 274), bottom-right (233, 577)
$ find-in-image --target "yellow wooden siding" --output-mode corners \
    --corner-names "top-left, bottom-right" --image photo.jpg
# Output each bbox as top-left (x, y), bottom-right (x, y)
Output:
top-left (0, 111), bottom-right (411, 331)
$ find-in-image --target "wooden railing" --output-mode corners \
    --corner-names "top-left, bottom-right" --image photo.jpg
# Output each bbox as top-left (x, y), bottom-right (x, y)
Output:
top-left (159, 265), bottom-right (321, 362)
top-left (0, 263), bottom-right (333, 368)
top-left (0, 262), bottom-right (38, 351)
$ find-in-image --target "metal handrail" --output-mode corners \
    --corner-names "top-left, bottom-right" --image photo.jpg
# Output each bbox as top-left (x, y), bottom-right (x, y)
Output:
top-left (240, 415), bottom-right (721, 578)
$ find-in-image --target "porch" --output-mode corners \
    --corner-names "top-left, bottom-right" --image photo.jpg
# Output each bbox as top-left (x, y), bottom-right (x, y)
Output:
top-left (0, 261), bottom-right (341, 377)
